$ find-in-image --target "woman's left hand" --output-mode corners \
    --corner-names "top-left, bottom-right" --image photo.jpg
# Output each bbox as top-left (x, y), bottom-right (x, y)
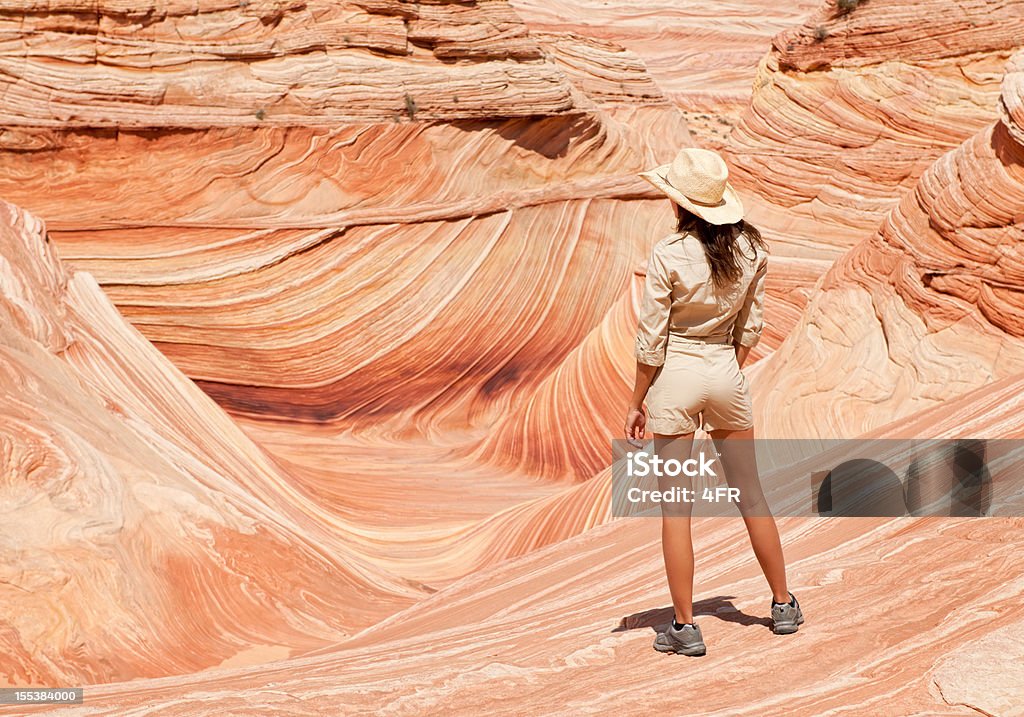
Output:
top-left (625, 407), bottom-right (647, 447)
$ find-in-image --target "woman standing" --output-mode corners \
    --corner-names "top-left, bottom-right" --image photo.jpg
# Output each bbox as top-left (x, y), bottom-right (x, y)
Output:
top-left (625, 148), bottom-right (803, 656)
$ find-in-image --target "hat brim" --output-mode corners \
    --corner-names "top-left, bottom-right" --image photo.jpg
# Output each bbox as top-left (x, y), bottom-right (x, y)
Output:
top-left (639, 165), bottom-right (745, 225)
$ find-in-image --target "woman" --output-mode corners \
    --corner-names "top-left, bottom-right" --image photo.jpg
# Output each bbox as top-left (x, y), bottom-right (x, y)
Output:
top-left (625, 147), bottom-right (803, 656)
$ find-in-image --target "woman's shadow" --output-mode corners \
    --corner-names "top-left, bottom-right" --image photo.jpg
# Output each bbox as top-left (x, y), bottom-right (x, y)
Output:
top-left (613, 596), bottom-right (771, 634)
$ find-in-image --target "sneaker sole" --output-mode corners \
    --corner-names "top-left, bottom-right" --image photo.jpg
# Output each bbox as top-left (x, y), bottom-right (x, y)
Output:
top-left (772, 615), bottom-right (805, 635)
top-left (654, 641), bottom-right (707, 656)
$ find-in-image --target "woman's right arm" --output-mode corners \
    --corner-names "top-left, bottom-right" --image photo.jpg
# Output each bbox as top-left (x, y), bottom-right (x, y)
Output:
top-left (634, 242), bottom-right (673, 368)
top-left (626, 243), bottom-right (673, 444)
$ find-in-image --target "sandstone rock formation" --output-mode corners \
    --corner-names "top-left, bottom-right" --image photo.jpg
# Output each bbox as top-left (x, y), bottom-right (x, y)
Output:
top-left (1, 0), bottom-right (1023, 712)
top-left (752, 46), bottom-right (1024, 439)
top-left (0, 201), bottom-right (429, 686)
top-left (726, 0), bottom-right (1024, 259)
top-left (510, 0), bottom-right (820, 145)
top-left (0, 0), bottom-right (572, 125)
top-left (0, 0), bottom-right (690, 466)
top-left (19, 508), bottom-right (1024, 715)
top-left (0, 0), bottom-right (693, 686)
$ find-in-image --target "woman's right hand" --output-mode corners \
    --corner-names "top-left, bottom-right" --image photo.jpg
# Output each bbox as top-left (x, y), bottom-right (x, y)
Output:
top-left (625, 407), bottom-right (647, 447)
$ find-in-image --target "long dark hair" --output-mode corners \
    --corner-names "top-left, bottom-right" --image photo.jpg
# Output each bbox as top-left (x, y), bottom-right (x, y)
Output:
top-left (673, 204), bottom-right (767, 290)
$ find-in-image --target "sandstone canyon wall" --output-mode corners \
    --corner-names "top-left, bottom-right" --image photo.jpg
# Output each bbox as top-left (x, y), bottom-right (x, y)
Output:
top-left (0, 0), bottom-right (1023, 714)
top-left (726, 0), bottom-right (1024, 259)
top-left (0, 0), bottom-right (695, 686)
top-left (752, 45), bottom-right (1024, 439)
top-left (509, 0), bottom-right (821, 143)
top-left (0, 200), bottom-right (429, 686)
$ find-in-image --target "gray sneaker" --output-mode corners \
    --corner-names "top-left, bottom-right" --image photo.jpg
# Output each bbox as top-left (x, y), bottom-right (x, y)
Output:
top-left (771, 592), bottom-right (804, 634)
top-left (654, 621), bottom-right (706, 656)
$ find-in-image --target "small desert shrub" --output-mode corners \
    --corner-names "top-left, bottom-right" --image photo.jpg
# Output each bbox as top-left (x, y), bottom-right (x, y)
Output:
top-left (254, 108), bottom-right (266, 120)
top-left (837, 0), bottom-right (860, 11)
top-left (813, 25), bottom-right (829, 41)
top-left (404, 93), bottom-right (417, 119)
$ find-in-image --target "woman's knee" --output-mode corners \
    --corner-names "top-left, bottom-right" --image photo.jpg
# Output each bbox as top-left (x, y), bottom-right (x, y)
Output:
top-left (735, 488), bottom-right (772, 517)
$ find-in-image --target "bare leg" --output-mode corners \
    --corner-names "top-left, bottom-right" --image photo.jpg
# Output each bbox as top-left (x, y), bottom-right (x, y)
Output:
top-left (709, 426), bottom-right (790, 603)
top-left (653, 432), bottom-right (696, 623)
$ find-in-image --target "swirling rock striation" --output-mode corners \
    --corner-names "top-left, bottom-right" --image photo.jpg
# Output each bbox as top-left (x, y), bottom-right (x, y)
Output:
top-left (24, 497), bottom-right (1024, 715)
top-left (774, 0), bottom-right (1024, 72)
top-left (0, 0), bottom-right (700, 686)
top-left (0, 0), bottom-right (571, 126)
top-left (724, 0), bottom-right (1024, 259)
top-left (753, 48), bottom-right (1024, 439)
top-left (0, 0), bottom-right (690, 444)
top-left (3, 0), bottom-right (1023, 706)
top-left (0, 0), bottom-right (693, 494)
top-left (509, 0), bottom-right (820, 147)
top-left (0, 201), bottom-right (426, 686)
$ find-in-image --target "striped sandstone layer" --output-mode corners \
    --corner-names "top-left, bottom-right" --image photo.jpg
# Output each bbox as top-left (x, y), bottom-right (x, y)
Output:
top-left (0, 201), bottom-right (428, 686)
top-left (509, 0), bottom-right (820, 146)
top-left (751, 47), bottom-right (1024, 439)
top-left (725, 0), bottom-right (1024, 260)
top-left (0, 0), bottom-right (698, 686)
top-left (1, 0), bottom-right (1023, 711)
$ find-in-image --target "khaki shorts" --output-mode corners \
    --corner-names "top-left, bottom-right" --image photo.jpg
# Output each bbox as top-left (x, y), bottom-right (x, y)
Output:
top-left (645, 334), bottom-right (754, 435)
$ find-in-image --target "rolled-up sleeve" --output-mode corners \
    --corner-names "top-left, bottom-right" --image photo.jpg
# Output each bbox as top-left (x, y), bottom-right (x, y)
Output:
top-left (634, 243), bottom-right (673, 366)
top-left (732, 254), bottom-right (768, 348)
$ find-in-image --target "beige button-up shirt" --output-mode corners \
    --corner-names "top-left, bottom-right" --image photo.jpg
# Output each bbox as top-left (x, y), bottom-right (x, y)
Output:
top-left (635, 230), bottom-right (768, 367)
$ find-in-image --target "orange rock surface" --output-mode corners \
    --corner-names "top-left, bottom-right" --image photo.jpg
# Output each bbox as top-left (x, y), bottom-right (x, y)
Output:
top-left (0, 0), bottom-right (685, 688)
top-left (1, 0), bottom-right (1023, 713)
top-left (753, 46), bottom-right (1024, 439)
top-left (0, 201), bottom-right (428, 686)
top-left (509, 0), bottom-right (820, 143)
top-left (726, 0), bottom-right (1024, 259)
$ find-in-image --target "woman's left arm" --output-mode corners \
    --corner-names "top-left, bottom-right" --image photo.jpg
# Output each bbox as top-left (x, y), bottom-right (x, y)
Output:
top-left (731, 252), bottom-right (768, 356)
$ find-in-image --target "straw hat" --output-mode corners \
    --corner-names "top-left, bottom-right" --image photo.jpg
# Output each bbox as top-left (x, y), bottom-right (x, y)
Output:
top-left (639, 148), bottom-right (744, 225)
